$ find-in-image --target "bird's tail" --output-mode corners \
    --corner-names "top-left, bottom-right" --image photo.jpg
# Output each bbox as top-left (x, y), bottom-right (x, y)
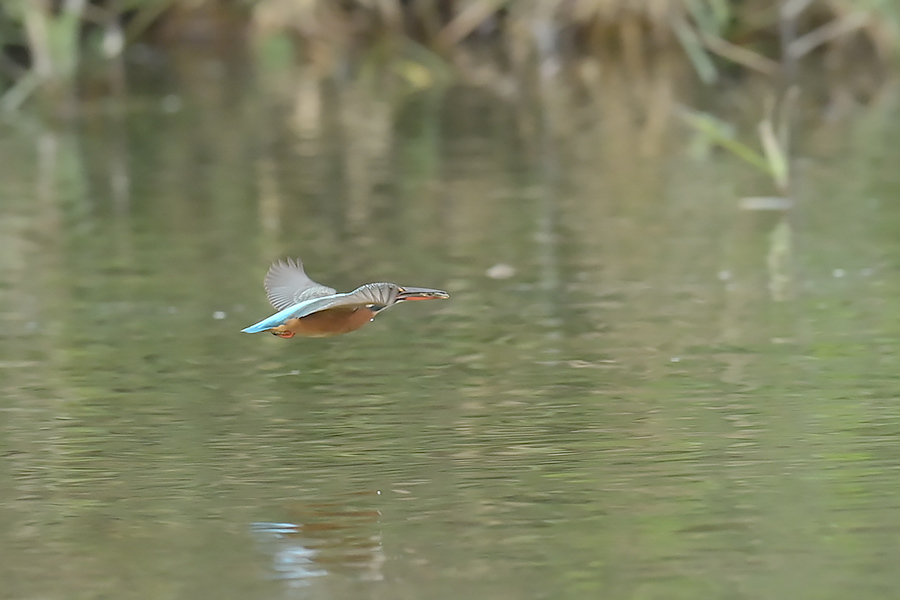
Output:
top-left (241, 320), bottom-right (277, 334)
top-left (241, 305), bottom-right (299, 334)
top-left (241, 325), bottom-right (268, 334)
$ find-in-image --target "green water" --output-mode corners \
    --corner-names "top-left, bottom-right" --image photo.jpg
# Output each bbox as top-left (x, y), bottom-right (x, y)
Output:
top-left (3, 64), bottom-right (900, 600)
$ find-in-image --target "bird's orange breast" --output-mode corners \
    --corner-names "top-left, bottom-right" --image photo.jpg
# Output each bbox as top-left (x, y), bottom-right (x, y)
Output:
top-left (273, 307), bottom-right (376, 338)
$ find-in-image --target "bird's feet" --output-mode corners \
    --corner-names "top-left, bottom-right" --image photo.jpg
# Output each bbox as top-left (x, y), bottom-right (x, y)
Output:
top-left (271, 330), bottom-right (295, 339)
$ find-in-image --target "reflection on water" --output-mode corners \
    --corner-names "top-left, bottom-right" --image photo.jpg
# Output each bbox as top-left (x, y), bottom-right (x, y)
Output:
top-left (255, 522), bottom-right (330, 583)
top-left (253, 493), bottom-right (384, 587)
top-left (2, 59), bottom-right (900, 600)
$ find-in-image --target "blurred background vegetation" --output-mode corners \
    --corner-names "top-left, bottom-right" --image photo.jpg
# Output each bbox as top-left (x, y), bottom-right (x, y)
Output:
top-left (3, 0), bottom-right (896, 199)
top-left (1, 0), bottom-right (896, 113)
top-left (1, 0), bottom-right (895, 217)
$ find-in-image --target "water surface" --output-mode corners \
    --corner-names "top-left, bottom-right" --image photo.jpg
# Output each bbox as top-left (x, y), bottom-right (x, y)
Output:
top-left (3, 64), bottom-right (900, 600)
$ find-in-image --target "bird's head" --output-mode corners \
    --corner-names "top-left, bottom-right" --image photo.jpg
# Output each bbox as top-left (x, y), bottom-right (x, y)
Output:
top-left (354, 282), bottom-right (449, 312)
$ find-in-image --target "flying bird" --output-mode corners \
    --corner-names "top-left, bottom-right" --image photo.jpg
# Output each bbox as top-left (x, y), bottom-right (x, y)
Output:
top-left (242, 258), bottom-right (449, 338)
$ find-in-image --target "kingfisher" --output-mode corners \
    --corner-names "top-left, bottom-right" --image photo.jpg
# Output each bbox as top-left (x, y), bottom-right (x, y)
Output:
top-left (241, 258), bottom-right (449, 338)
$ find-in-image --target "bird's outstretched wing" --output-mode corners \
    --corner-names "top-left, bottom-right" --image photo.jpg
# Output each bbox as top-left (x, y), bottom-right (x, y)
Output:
top-left (286, 283), bottom-right (400, 319)
top-left (264, 258), bottom-right (337, 311)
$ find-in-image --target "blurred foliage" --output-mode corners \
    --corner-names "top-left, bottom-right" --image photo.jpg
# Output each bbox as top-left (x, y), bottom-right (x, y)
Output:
top-left (680, 89), bottom-right (795, 194)
top-left (0, 0), bottom-right (897, 112)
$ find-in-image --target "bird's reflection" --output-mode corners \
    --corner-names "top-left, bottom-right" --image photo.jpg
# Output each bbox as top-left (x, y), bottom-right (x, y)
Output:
top-left (253, 493), bottom-right (384, 587)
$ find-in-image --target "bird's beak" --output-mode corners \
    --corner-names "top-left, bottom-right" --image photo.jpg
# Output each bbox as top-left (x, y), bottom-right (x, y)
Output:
top-left (396, 286), bottom-right (450, 301)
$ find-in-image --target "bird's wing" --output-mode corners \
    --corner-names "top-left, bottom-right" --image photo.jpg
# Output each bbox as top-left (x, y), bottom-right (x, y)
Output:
top-left (339, 283), bottom-right (399, 307)
top-left (264, 258), bottom-right (337, 311)
top-left (287, 284), bottom-right (399, 319)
